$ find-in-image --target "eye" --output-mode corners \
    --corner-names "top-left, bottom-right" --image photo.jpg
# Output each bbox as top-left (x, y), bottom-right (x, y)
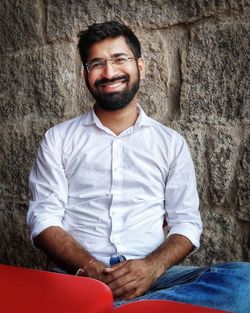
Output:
top-left (90, 61), bottom-right (105, 69)
top-left (113, 57), bottom-right (127, 65)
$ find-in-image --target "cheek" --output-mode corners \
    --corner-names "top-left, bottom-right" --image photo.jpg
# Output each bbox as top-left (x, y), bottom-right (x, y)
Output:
top-left (85, 74), bottom-right (97, 89)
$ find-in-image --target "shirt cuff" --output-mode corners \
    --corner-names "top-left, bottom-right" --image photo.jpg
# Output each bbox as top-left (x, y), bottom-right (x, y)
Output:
top-left (167, 222), bottom-right (202, 251)
top-left (28, 218), bottom-right (63, 248)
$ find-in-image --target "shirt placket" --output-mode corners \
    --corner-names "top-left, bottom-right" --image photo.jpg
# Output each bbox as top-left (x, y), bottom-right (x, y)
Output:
top-left (110, 139), bottom-right (123, 249)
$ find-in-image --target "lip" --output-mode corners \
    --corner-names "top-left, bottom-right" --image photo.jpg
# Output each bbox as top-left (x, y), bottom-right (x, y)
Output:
top-left (99, 79), bottom-right (127, 92)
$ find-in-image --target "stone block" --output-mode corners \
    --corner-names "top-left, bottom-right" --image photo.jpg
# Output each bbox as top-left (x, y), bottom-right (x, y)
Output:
top-left (138, 28), bottom-right (188, 123)
top-left (0, 120), bottom-right (50, 202)
top-left (0, 0), bottom-right (43, 53)
top-left (46, 0), bottom-right (247, 41)
top-left (233, 130), bottom-right (250, 221)
top-left (205, 127), bottom-right (242, 206)
top-left (181, 17), bottom-right (249, 124)
top-left (0, 202), bottom-right (46, 268)
top-left (241, 221), bottom-right (250, 260)
top-left (185, 210), bottom-right (244, 265)
top-left (0, 43), bottom-right (78, 120)
top-left (171, 123), bottom-right (245, 211)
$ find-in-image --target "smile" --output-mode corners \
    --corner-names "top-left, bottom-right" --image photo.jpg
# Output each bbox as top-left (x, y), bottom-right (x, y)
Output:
top-left (100, 80), bottom-right (126, 91)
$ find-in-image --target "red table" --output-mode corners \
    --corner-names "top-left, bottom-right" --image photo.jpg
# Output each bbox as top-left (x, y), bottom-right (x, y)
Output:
top-left (0, 264), bottom-right (113, 313)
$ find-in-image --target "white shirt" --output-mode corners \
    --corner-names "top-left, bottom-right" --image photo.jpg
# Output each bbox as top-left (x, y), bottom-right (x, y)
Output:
top-left (27, 107), bottom-right (202, 270)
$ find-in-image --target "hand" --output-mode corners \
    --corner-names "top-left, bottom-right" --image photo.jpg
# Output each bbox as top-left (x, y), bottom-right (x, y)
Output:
top-left (84, 259), bottom-right (108, 282)
top-left (102, 258), bottom-right (162, 300)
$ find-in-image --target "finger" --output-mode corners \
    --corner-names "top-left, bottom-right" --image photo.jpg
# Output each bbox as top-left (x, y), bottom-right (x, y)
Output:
top-left (122, 276), bottom-right (150, 300)
top-left (112, 280), bottom-right (138, 299)
top-left (123, 284), bottom-right (146, 300)
top-left (123, 290), bottom-right (136, 300)
top-left (107, 271), bottom-right (135, 291)
top-left (103, 263), bottom-right (130, 284)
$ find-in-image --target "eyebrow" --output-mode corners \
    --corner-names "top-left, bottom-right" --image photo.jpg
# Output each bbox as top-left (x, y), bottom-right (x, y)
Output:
top-left (88, 53), bottom-right (129, 63)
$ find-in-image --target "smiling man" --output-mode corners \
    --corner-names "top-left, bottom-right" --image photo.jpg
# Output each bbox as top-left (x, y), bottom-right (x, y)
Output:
top-left (27, 21), bottom-right (250, 312)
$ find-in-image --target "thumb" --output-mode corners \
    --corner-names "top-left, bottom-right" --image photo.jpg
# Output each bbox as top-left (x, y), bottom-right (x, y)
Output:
top-left (103, 261), bottom-right (126, 273)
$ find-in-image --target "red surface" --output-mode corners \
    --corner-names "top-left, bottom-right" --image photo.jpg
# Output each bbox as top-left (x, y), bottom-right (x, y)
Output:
top-left (113, 300), bottom-right (229, 313)
top-left (0, 264), bottom-right (113, 313)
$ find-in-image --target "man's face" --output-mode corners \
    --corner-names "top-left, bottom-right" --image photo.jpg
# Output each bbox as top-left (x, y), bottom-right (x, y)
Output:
top-left (84, 36), bottom-right (145, 111)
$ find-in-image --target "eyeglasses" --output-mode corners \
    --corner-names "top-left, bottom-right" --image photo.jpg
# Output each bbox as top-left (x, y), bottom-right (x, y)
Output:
top-left (85, 56), bottom-right (137, 73)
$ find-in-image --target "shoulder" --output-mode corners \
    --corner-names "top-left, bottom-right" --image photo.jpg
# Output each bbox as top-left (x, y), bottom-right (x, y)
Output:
top-left (44, 113), bottom-right (88, 143)
top-left (146, 116), bottom-right (185, 145)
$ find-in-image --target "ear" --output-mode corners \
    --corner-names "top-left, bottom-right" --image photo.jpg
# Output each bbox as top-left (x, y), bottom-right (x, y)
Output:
top-left (137, 57), bottom-right (145, 80)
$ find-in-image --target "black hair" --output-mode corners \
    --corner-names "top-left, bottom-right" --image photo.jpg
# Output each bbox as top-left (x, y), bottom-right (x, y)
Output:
top-left (77, 21), bottom-right (141, 68)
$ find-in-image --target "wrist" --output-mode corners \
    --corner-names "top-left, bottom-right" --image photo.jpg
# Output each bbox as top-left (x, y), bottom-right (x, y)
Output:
top-left (75, 258), bottom-right (96, 276)
top-left (84, 259), bottom-right (106, 279)
top-left (145, 255), bottom-right (166, 279)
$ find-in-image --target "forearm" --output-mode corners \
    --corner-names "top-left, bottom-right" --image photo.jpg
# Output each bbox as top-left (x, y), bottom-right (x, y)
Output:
top-left (34, 226), bottom-right (105, 276)
top-left (145, 233), bottom-right (193, 278)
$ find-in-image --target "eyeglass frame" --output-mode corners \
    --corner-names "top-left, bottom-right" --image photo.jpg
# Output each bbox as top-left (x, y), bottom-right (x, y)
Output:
top-left (85, 56), bottom-right (138, 73)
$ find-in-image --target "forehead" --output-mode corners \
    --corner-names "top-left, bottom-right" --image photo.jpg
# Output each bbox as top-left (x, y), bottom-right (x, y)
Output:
top-left (87, 36), bottom-right (133, 60)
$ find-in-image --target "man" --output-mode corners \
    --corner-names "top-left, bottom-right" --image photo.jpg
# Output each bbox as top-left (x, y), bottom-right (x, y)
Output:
top-left (27, 21), bottom-right (250, 312)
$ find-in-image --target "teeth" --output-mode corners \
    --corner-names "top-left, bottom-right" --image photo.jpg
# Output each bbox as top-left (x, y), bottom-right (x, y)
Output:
top-left (103, 81), bottom-right (124, 89)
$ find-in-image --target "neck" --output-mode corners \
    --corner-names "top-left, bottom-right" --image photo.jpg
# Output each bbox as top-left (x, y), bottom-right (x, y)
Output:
top-left (94, 100), bottom-right (139, 135)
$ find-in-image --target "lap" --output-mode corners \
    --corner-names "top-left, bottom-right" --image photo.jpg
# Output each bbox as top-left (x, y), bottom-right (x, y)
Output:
top-left (115, 262), bottom-right (250, 313)
top-left (152, 261), bottom-right (250, 291)
top-left (151, 264), bottom-right (209, 290)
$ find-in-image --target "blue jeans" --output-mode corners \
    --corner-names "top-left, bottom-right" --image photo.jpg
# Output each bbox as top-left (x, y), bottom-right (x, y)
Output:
top-left (114, 262), bottom-right (250, 313)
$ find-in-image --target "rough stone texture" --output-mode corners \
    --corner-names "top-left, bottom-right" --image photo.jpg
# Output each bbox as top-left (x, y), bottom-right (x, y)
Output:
top-left (185, 211), bottom-right (245, 265)
top-left (46, 0), bottom-right (249, 41)
top-left (0, 0), bottom-right (44, 54)
top-left (0, 202), bottom-right (46, 268)
top-left (205, 127), bottom-right (242, 207)
top-left (0, 43), bottom-right (79, 120)
top-left (181, 15), bottom-right (250, 125)
top-left (139, 27), bottom-right (188, 123)
top-left (233, 130), bottom-right (250, 222)
top-left (0, 121), bottom-right (50, 202)
top-left (0, 0), bottom-right (249, 269)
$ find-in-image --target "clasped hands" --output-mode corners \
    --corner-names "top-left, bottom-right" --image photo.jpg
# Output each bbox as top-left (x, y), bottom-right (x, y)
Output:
top-left (86, 258), bottom-right (162, 300)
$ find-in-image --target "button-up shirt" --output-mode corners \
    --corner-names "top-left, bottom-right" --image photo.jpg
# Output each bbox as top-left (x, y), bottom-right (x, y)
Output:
top-left (27, 107), bottom-right (202, 270)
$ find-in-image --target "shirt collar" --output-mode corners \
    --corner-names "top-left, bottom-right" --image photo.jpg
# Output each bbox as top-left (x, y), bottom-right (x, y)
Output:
top-left (81, 104), bottom-right (153, 129)
top-left (134, 105), bottom-right (153, 128)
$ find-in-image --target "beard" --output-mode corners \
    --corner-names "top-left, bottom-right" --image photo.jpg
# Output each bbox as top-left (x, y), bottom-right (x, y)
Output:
top-left (86, 72), bottom-right (140, 111)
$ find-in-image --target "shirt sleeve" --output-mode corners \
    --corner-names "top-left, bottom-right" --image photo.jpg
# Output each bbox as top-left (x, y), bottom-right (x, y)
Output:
top-left (26, 128), bottom-right (68, 245)
top-left (165, 132), bottom-right (202, 250)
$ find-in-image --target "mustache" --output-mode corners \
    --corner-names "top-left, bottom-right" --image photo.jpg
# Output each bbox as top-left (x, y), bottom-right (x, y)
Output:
top-left (94, 75), bottom-right (129, 87)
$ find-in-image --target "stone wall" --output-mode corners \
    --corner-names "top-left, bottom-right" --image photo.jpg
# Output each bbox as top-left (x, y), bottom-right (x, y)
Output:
top-left (0, 0), bottom-right (249, 269)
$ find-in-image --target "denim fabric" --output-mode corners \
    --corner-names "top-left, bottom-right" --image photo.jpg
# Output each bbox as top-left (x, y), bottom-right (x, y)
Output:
top-left (115, 262), bottom-right (250, 313)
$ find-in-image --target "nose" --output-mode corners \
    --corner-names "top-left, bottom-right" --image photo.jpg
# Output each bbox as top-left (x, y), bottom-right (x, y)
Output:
top-left (101, 61), bottom-right (118, 79)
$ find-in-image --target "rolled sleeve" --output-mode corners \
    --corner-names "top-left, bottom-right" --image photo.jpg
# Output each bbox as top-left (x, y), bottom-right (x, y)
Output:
top-left (165, 133), bottom-right (202, 250)
top-left (27, 129), bottom-right (68, 244)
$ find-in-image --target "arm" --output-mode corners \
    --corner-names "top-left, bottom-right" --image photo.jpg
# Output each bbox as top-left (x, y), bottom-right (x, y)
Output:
top-left (27, 129), bottom-right (106, 279)
top-left (145, 233), bottom-right (193, 278)
top-left (34, 226), bottom-right (107, 280)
